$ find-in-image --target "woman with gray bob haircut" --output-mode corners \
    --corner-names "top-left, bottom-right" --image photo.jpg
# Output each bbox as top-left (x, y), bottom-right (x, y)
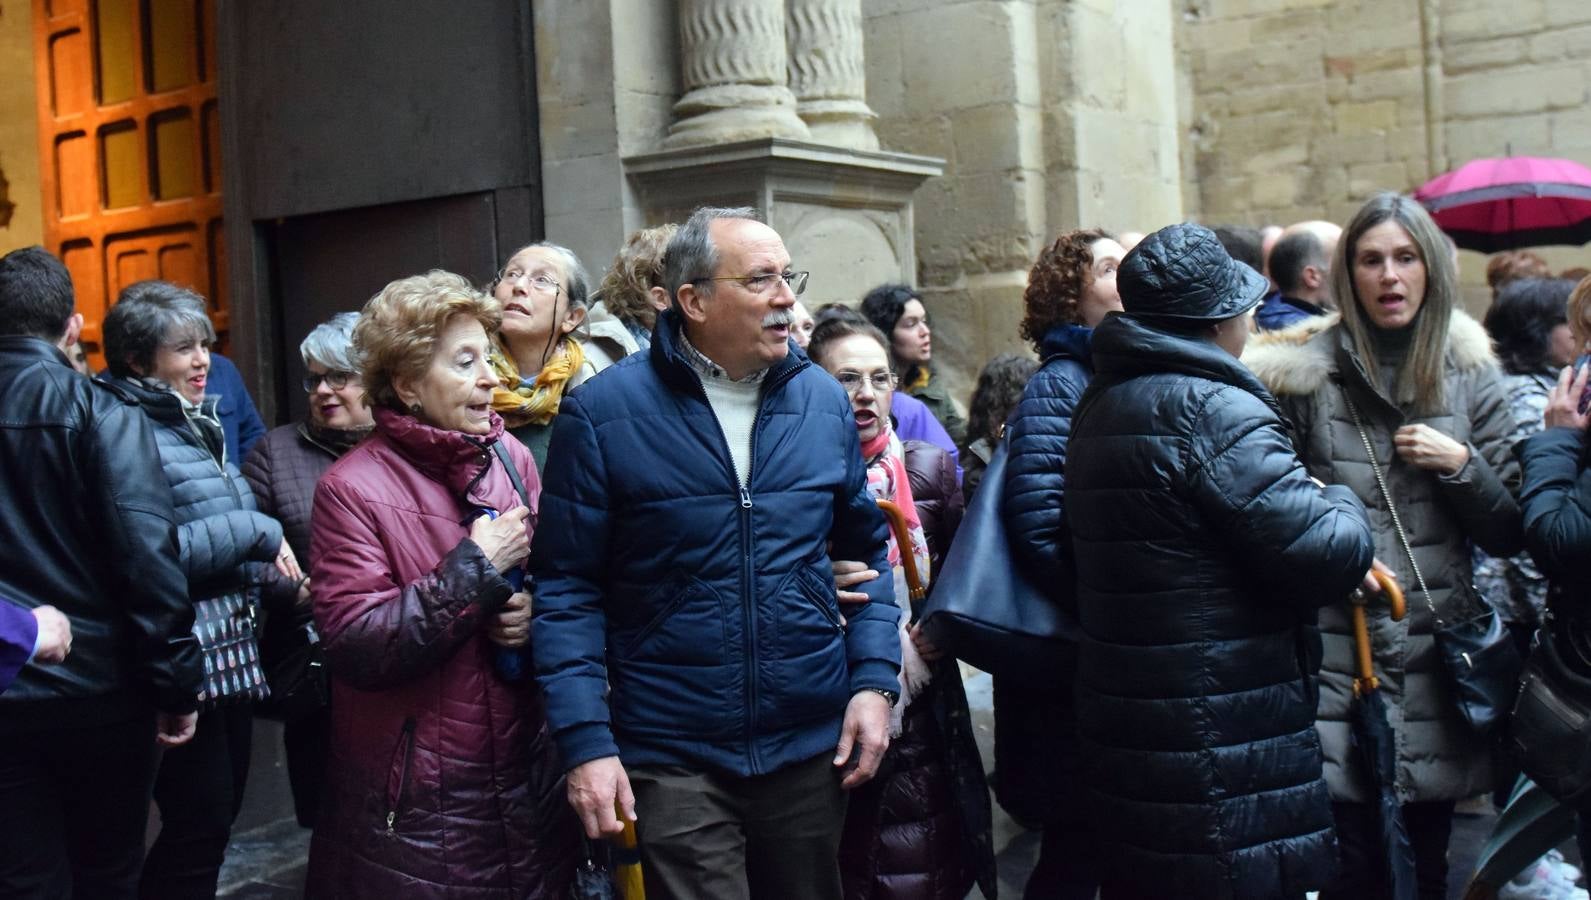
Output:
top-left (241, 310), bottom-right (375, 829)
top-left (102, 280), bottom-right (298, 898)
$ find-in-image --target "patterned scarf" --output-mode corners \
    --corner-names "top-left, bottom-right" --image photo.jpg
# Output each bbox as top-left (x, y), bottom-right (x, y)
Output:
top-left (860, 422), bottom-right (933, 726)
top-left (488, 337), bottom-right (585, 428)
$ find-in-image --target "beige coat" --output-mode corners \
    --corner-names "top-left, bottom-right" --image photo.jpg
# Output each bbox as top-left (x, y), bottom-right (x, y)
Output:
top-left (1243, 311), bottom-right (1522, 804)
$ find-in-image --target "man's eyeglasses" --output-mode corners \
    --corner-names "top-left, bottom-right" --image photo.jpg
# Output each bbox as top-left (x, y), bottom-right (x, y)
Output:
top-left (834, 371), bottom-right (897, 395)
top-left (499, 269), bottom-right (562, 295)
top-left (691, 270), bottom-right (809, 298)
top-left (302, 370), bottom-right (358, 392)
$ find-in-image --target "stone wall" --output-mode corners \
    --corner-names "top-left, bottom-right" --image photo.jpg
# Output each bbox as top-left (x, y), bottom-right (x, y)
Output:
top-left (864, 0), bottom-right (1183, 400)
top-left (0, 0), bottom-right (42, 250)
top-left (1177, 0), bottom-right (1591, 308)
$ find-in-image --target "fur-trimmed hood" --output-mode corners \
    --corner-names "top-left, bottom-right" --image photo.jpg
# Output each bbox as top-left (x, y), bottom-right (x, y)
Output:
top-left (1243, 309), bottom-right (1496, 397)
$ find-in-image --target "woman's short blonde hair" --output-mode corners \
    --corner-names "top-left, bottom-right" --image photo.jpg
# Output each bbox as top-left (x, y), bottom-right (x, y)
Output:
top-left (597, 224), bottom-right (678, 332)
top-left (354, 270), bottom-right (502, 411)
top-left (1568, 274), bottom-right (1591, 352)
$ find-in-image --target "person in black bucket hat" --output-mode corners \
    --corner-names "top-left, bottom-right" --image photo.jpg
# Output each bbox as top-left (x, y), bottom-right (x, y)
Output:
top-left (1061, 222), bottom-right (1376, 898)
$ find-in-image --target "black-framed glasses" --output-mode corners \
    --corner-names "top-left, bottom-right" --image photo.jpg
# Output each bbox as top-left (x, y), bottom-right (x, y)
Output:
top-left (691, 270), bottom-right (809, 297)
top-left (302, 370), bottom-right (358, 392)
top-left (834, 370), bottom-right (897, 395)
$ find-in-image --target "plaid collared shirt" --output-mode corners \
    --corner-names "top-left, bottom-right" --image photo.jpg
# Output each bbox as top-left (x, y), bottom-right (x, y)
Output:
top-left (677, 331), bottom-right (768, 385)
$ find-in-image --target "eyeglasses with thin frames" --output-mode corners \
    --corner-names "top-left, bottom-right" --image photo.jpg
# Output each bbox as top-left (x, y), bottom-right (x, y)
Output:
top-left (834, 370), bottom-right (897, 395)
top-left (302, 370), bottom-right (358, 393)
top-left (690, 270), bottom-right (809, 298)
top-left (498, 270), bottom-right (562, 295)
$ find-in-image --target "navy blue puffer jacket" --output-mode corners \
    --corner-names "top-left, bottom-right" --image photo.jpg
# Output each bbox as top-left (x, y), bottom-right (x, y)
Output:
top-left (1065, 314), bottom-right (1373, 899)
top-left (530, 311), bottom-right (898, 777)
top-left (1005, 323), bottom-right (1093, 590)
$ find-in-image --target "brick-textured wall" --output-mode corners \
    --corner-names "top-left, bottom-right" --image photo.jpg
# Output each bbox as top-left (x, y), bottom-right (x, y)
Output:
top-left (1177, 0), bottom-right (1591, 305)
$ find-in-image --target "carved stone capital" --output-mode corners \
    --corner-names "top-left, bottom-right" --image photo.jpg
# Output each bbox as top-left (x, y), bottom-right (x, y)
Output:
top-left (667, 0), bottom-right (810, 149)
top-left (786, 0), bottom-right (878, 150)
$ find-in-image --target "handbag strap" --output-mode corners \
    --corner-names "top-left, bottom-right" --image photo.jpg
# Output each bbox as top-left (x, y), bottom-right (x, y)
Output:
top-left (490, 440), bottom-right (530, 509)
top-left (1340, 388), bottom-right (1441, 626)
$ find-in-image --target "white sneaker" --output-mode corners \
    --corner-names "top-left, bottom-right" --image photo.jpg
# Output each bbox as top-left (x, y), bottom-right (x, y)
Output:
top-left (1547, 849), bottom-right (1585, 885)
top-left (1499, 857), bottom-right (1591, 900)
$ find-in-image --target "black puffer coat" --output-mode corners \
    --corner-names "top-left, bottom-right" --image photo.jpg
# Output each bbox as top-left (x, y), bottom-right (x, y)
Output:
top-left (1066, 314), bottom-right (1374, 898)
top-left (115, 378), bottom-right (282, 634)
top-left (839, 441), bottom-right (996, 900)
top-left (994, 323), bottom-right (1091, 829)
top-left (1519, 426), bottom-right (1591, 597)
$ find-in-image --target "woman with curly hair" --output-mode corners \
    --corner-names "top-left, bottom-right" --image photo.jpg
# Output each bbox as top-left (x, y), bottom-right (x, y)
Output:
top-left (998, 228), bottom-right (1124, 899)
top-left (590, 224), bottom-right (678, 350)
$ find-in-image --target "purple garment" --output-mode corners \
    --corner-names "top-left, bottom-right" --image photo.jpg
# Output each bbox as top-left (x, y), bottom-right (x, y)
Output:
top-left (892, 391), bottom-right (962, 482)
top-left (0, 600), bottom-right (38, 696)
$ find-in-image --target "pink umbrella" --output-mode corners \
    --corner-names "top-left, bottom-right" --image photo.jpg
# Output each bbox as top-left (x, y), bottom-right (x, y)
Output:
top-left (1414, 156), bottom-right (1591, 252)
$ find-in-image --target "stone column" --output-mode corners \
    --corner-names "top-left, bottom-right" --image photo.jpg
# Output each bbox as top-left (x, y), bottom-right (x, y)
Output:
top-left (665, 0), bottom-right (810, 149)
top-left (785, 0), bottom-right (878, 151)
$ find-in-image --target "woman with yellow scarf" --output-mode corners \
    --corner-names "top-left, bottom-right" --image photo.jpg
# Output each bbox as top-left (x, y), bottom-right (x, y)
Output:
top-left (489, 242), bottom-right (637, 468)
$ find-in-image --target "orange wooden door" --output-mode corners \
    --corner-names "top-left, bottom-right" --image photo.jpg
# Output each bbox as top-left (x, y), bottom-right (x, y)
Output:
top-left (33, 0), bottom-right (223, 367)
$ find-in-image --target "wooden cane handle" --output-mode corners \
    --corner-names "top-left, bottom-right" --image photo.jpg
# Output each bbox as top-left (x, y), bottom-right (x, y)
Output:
top-left (1372, 569), bottom-right (1406, 621)
top-left (875, 499), bottom-right (926, 602)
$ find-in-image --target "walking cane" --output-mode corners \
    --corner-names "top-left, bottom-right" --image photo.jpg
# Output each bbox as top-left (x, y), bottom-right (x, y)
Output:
top-left (875, 499), bottom-right (925, 604)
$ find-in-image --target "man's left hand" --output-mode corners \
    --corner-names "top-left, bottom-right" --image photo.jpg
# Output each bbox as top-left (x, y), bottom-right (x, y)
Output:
top-left (834, 690), bottom-right (891, 789)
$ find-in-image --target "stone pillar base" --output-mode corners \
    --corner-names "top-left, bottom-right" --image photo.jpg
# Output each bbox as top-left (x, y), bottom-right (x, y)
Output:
top-left (624, 139), bottom-right (943, 305)
top-left (664, 84), bottom-right (810, 149)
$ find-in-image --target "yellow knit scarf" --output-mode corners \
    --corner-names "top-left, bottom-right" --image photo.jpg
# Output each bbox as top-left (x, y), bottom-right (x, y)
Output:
top-left (489, 337), bottom-right (585, 427)
top-left (903, 366), bottom-right (931, 393)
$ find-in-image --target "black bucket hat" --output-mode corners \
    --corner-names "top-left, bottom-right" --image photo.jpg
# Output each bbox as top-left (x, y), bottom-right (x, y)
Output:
top-left (1117, 223), bottom-right (1270, 323)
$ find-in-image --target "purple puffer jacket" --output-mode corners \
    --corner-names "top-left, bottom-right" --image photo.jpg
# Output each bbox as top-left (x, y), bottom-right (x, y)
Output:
top-left (306, 408), bottom-right (578, 899)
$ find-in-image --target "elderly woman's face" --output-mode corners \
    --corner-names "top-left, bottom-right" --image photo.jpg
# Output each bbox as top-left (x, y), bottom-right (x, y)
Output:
top-left (495, 246), bottom-right (582, 362)
top-left (147, 330), bottom-right (211, 404)
top-left (397, 315), bottom-right (500, 435)
top-left (823, 334), bottom-right (894, 445)
top-left (305, 361), bottom-right (372, 430)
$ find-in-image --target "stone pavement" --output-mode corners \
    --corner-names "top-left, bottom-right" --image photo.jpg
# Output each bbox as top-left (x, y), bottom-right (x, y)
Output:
top-left (218, 669), bottom-right (1557, 900)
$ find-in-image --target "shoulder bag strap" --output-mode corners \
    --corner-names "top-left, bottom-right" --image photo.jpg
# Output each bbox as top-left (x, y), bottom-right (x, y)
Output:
top-left (1340, 388), bottom-right (1441, 626)
top-left (490, 440), bottom-right (530, 509)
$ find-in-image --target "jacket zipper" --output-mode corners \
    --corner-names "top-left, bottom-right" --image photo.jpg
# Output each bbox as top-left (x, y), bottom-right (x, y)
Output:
top-left (385, 716), bottom-right (417, 834)
top-left (687, 360), bottom-right (800, 777)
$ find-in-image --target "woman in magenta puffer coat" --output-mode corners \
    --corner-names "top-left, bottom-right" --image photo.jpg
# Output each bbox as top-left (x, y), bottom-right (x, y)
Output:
top-left (307, 271), bottom-right (577, 899)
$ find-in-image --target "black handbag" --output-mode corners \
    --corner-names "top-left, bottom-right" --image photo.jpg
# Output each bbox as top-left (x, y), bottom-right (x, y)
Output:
top-left (194, 592), bottom-right (270, 710)
top-left (1509, 603), bottom-right (1591, 805)
top-left (918, 438), bottom-right (1079, 682)
top-left (257, 613), bottom-right (328, 723)
top-left (1342, 390), bottom-right (1522, 735)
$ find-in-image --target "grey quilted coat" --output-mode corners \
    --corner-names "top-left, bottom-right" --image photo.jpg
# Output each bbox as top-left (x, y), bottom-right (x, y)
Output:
top-left (1244, 311), bottom-right (1523, 803)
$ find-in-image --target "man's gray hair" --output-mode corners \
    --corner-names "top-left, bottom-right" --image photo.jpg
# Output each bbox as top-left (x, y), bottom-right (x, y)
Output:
top-left (102, 280), bottom-right (216, 378)
top-left (299, 311), bottom-right (361, 372)
top-left (663, 206), bottom-right (764, 304)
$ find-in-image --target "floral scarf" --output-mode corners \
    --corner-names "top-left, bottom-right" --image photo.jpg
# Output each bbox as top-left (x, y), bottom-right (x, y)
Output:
top-left (488, 337), bottom-right (585, 428)
top-left (861, 423), bottom-right (933, 729)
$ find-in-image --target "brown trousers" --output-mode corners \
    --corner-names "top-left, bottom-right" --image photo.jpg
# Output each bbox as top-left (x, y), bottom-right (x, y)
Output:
top-left (629, 752), bottom-right (849, 900)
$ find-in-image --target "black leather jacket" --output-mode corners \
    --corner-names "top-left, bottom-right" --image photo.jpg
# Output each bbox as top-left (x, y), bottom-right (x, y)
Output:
top-left (0, 337), bottom-right (201, 731)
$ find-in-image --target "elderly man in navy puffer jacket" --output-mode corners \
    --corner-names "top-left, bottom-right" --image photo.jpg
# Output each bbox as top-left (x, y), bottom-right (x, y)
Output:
top-left (1065, 223), bottom-right (1375, 899)
top-left (530, 206), bottom-right (898, 900)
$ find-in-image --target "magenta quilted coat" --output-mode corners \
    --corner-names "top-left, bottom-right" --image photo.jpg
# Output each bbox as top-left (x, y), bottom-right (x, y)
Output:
top-left (306, 408), bottom-right (577, 899)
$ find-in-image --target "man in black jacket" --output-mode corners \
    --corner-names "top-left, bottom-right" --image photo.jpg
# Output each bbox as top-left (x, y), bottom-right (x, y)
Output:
top-left (1066, 224), bottom-right (1374, 899)
top-left (0, 246), bottom-right (203, 899)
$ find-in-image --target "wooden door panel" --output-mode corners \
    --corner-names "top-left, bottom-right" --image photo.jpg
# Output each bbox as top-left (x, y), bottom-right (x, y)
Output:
top-left (34, 0), bottom-right (223, 370)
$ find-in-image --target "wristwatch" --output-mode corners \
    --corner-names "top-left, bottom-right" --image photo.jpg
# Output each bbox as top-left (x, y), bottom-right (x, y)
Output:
top-left (859, 687), bottom-right (899, 708)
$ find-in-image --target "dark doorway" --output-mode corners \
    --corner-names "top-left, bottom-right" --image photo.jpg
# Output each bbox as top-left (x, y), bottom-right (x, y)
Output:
top-left (218, 0), bottom-right (542, 424)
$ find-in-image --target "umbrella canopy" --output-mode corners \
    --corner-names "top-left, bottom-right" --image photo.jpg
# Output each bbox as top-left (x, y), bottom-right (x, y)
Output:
top-left (1414, 156), bottom-right (1591, 252)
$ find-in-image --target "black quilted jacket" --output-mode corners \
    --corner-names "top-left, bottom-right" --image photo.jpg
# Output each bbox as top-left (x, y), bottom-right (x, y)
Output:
top-left (113, 377), bottom-right (282, 627)
top-left (1065, 314), bottom-right (1373, 898)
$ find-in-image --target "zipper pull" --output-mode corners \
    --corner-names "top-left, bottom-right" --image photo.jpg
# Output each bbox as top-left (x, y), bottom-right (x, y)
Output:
top-left (386, 811), bottom-right (396, 832)
top-left (739, 487), bottom-right (753, 510)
